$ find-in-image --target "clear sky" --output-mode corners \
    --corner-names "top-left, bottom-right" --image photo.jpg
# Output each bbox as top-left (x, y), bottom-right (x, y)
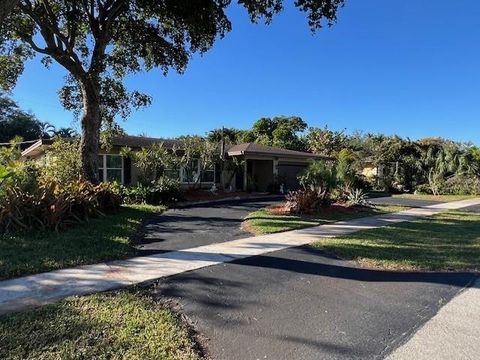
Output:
top-left (11, 0), bottom-right (480, 143)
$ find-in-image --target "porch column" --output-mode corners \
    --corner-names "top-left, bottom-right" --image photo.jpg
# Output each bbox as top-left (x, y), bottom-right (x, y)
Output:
top-left (243, 157), bottom-right (248, 191)
top-left (273, 158), bottom-right (279, 178)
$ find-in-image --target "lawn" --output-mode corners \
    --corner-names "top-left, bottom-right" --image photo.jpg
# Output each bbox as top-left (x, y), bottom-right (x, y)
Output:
top-left (243, 204), bottom-right (407, 235)
top-left (313, 210), bottom-right (480, 271)
top-left (392, 194), bottom-right (478, 202)
top-left (0, 290), bottom-right (200, 360)
top-left (0, 204), bottom-right (161, 280)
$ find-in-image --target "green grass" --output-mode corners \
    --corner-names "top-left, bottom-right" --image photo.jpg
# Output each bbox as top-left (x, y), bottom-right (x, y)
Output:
top-left (313, 210), bottom-right (480, 271)
top-left (244, 204), bottom-right (407, 235)
top-left (0, 290), bottom-right (200, 360)
top-left (392, 194), bottom-right (478, 201)
top-left (0, 204), bottom-right (161, 280)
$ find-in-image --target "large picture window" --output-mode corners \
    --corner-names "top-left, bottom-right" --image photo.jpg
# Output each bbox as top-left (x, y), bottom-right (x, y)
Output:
top-left (98, 154), bottom-right (123, 183)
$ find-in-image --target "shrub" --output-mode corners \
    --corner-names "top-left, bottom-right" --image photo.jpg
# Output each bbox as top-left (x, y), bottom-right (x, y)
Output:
top-left (0, 177), bottom-right (121, 233)
top-left (40, 138), bottom-right (82, 184)
top-left (285, 188), bottom-right (322, 214)
top-left (337, 148), bottom-right (357, 189)
top-left (148, 177), bottom-right (183, 204)
top-left (439, 175), bottom-right (480, 195)
top-left (121, 177), bottom-right (183, 205)
top-left (414, 183), bottom-right (433, 195)
top-left (121, 184), bottom-right (150, 204)
top-left (344, 188), bottom-right (371, 207)
top-left (298, 160), bottom-right (337, 206)
top-left (0, 137), bottom-right (36, 197)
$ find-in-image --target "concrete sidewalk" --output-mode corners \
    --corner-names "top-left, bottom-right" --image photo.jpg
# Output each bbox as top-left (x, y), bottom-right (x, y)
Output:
top-left (387, 277), bottom-right (480, 360)
top-left (1, 198), bottom-right (479, 316)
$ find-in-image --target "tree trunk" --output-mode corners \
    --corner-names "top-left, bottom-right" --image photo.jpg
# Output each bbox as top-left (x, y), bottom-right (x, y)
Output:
top-left (0, 0), bottom-right (18, 24)
top-left (79, 78), bottom-right (101, 183)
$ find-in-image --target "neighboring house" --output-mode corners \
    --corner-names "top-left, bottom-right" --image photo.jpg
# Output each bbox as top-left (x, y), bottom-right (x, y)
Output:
top-left (21, 135), bottom-right (324, 192)
top-left (361, 157), bottom-right (383, 180)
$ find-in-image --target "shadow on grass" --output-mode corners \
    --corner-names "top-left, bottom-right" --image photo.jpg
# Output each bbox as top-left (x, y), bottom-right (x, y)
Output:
top-left (0, 290), bottom-right (200, 360)
top-left (0, 206), bottom-right (158, 280)
top-left (314, 212), bottom-right (480, 271)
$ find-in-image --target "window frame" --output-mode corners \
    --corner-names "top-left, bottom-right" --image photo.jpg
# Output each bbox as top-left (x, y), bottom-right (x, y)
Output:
top-left (98, 154), bottom-right (124, 184)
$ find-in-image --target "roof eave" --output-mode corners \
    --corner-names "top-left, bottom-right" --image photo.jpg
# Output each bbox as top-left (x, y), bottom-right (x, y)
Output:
top-left (21, 139), bottom-right (45, 157)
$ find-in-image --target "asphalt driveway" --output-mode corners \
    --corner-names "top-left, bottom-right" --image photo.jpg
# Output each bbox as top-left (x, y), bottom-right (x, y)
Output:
top-left (155, 245), bottom-right (475, 360)
top-left (141, 196), bottom-right (477, 359)
top-left (135, 196), bottom-right (283, 254)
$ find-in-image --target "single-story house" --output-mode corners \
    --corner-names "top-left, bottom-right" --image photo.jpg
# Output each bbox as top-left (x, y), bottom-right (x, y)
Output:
top-left (21, 135), bottom-right (325, 192)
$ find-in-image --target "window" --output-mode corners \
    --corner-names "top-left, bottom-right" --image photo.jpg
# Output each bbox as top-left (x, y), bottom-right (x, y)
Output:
top-left (164, 165), bottom-right (180, 180)
top-left (160, 159), bottom-right (216, 184)
top-left (201, 164), bottom-right (215, 182)
top-left (181, 159), bottom-right (200, 183)
top-left (98, 154), bottom-right (123, 183)
top-left (98, 155), bottom-right (105, 182)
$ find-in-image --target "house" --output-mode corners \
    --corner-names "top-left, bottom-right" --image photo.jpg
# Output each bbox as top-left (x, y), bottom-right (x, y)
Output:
top-left (21, 135), bottom-right (325, 192)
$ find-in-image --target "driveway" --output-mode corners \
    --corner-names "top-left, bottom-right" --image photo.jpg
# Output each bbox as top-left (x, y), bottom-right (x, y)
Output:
top-left (155, 245), bottom-right (475, 360)
top-left (143, 196), bottom-right (477, 359)
top-left (129, 195), bottom-right (478, 359)
top-left (135, 196), bottom-right (283, 254)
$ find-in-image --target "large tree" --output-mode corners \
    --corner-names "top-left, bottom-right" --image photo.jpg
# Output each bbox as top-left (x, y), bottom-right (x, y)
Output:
top-left (249, 116), bottom-right (308, 150)
top-left (0, 0), bottom-right (344, 182)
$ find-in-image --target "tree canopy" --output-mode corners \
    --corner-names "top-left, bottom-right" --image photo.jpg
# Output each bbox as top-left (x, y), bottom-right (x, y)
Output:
top-left (0, 0), bottom-right (345, 182)
top-left (0, 93), bottom-right (78, 143)
top-left (0, 94), bottom-right (46, 142)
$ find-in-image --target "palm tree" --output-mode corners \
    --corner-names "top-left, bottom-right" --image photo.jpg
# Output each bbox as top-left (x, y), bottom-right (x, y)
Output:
top-left (420, 142), bottom-right (462, 195)
top-left (39, 122), bottom-right (56, 138)
top-left (52, 127), bottom-right (78, 138)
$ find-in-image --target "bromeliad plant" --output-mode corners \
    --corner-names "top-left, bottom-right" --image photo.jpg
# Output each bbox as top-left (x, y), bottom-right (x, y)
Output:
top-left (0, 177), bottom-right (121, 233)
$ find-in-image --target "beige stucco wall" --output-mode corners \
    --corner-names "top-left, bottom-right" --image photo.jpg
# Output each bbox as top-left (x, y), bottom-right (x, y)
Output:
top-left (362, 166), bottom-right (378, 178)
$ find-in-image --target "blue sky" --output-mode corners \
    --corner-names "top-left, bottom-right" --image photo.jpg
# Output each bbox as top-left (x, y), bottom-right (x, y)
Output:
top-left (11, 0), bottom-right (480, 143)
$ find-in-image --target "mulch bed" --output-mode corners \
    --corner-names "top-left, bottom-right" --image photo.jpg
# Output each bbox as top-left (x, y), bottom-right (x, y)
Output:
top-left (182, 190), bottom-right (271, 202)
top-left (266, 202), bottom-right (366, 216)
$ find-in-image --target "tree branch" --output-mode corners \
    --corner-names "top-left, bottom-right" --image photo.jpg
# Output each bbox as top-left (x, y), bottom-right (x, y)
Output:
top-left (18, 1), bottom-right (86, 78)
top-left (81, 0), bottom-right (99, 38)
top-left (88, 0), bottom-right (123, 75)
top-left (16, 32), bottom-right (50, 55)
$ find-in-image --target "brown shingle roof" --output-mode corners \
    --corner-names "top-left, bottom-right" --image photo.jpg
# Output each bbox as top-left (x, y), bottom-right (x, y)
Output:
top-left (22, 136), bottom-right (327, 161)
top-left (21, 135), bottom-right (182, 158)
top-left (226, 143), bottom-right (326, 159)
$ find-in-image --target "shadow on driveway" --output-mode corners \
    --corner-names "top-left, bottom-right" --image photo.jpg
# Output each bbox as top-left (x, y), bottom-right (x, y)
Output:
top-left (135, 197), bottom-right (283, 254)
top-left (153, 245), bottom-right (477, 360)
